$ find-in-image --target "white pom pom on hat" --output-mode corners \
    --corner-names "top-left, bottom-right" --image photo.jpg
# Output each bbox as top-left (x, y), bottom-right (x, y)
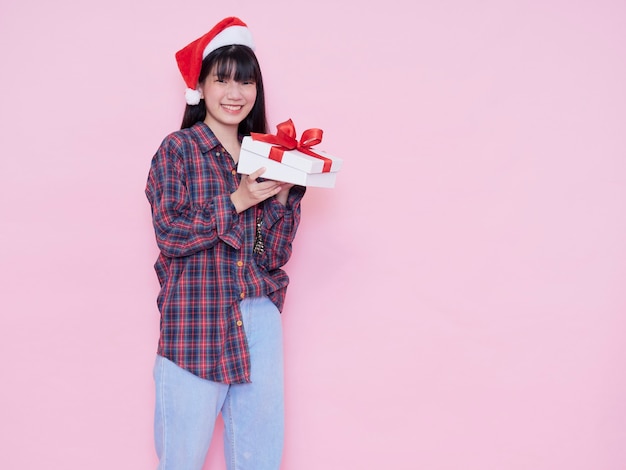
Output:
top-left (175, 17), bottom-right (255, 105)
top-left (185, 88), bottom-right (202, 106)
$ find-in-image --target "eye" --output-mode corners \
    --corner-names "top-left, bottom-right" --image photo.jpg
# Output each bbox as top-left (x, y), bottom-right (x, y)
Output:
top-left (210, 73), bottom-right (228, 83)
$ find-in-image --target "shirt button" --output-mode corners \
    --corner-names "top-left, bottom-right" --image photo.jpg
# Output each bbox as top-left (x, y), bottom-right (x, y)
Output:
top-left (236, 320), bottom-right (243, 327)
top-left (236, 260), bottom-right (243, 267)
top-left (240, 292), bottom-right (245, 299)
top-left (231, 169), bottom-right (237, 175)
top-left (216, 152), bottom-right (221, 156)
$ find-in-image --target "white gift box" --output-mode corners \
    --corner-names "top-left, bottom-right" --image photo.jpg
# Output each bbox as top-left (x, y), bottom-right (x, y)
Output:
top-left (237, 136), bottom-right (342, 188)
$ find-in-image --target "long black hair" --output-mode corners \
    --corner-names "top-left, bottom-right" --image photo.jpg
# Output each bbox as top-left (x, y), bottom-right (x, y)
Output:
top-left (180, 45), bottom-right (268, 134)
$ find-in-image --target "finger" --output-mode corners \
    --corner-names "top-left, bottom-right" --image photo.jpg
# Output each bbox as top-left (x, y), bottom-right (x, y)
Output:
top-left (249, 179), bottom-right (279, 196)
top-left (248, 167), bottom-right (266, 181)
top-left (256, 179), bottom-right (281, 190)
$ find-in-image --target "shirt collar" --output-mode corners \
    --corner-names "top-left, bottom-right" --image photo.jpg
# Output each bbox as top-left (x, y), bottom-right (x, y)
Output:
top-left (190, 121), bottom-right (221, 153)
top-left (191, 121), bottom-right (244, 153)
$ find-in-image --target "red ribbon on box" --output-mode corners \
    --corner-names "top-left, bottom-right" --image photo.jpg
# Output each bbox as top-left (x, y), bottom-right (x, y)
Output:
top-left (250, 119), bottom-right (332, 172)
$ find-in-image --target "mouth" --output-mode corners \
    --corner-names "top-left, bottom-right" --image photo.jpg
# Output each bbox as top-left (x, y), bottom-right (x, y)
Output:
top-left (222, 104), bottom-right (243, 112)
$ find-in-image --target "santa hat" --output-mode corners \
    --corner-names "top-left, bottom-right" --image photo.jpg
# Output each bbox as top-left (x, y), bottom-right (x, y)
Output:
top-left (175, 17), bottom-right (255, 105)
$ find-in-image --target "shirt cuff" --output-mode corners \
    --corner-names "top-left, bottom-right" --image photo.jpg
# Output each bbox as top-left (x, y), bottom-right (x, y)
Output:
top-left (211, 194), bottom-right (243, 249)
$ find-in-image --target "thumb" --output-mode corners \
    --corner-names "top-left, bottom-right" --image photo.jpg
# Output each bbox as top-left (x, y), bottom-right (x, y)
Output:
top-left (247, 167), bottom-right (266, 181)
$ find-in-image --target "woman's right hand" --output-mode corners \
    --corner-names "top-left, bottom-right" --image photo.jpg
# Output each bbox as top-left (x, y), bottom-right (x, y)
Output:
top-left (230, 167), bottom-right (283, 213)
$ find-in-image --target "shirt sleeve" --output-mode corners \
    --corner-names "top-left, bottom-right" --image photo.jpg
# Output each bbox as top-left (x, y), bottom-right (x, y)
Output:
top-left (260, 185), bottom-right (306, 270)
top-left (145, 135), bottom-right (244, 258)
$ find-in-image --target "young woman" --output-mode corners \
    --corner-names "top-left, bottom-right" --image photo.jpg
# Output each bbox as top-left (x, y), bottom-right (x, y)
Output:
top-left (145, 17), bottom-right (305, 470)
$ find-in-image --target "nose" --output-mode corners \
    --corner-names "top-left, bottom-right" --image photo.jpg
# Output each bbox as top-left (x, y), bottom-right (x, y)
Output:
top-left (226, 82), bottom-right (244, 99)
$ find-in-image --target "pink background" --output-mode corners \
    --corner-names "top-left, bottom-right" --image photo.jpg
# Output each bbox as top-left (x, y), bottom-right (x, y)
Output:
top-left (1, 0), bottom-right (625, 468)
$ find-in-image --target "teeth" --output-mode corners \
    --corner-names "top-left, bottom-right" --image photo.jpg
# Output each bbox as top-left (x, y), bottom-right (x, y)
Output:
top-left (223, 105), bottom-right (242, 110)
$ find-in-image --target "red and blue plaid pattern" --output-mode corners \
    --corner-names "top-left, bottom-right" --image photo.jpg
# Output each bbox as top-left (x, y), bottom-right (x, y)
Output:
top-left (146, 122), bottom-right (304, 383)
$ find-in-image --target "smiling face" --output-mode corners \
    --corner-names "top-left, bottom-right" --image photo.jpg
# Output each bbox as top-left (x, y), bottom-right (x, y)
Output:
top-left (200, 60), bottom-right (258, 133)
top-left (191, 45), bottom-right (267, 135)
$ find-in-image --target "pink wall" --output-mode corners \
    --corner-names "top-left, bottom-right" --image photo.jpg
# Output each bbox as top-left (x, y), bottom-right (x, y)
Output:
top-left (1, 0), bottom-right (625, 468)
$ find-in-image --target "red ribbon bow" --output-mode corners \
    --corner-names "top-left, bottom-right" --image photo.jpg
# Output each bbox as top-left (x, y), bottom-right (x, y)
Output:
top-left (250, 119), bottom-right (332, 172)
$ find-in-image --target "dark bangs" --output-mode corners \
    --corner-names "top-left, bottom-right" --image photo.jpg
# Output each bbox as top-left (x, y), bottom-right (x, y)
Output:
top-left (204, 45), bottom-right (260, 84)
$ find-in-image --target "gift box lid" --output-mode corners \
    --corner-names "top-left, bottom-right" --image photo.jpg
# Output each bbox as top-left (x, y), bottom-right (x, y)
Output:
top-left (241, 136), bottom-right (343, 175)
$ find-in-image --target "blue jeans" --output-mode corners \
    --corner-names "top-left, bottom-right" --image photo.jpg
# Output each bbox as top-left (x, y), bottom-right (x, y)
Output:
top-left (154, 297), bottom-right (285, 470)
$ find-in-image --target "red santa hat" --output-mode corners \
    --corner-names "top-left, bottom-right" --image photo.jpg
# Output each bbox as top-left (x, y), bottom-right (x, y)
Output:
top-left (175, 17), bottom-right (255, 105)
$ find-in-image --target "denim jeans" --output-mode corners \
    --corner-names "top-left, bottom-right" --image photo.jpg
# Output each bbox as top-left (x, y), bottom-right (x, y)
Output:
top-left (154, 296), bottom-right (285, 470)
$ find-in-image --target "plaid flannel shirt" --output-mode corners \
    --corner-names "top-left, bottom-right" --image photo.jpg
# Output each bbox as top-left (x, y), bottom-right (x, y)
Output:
top-left (146, 122), bottom-right (305, 383)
